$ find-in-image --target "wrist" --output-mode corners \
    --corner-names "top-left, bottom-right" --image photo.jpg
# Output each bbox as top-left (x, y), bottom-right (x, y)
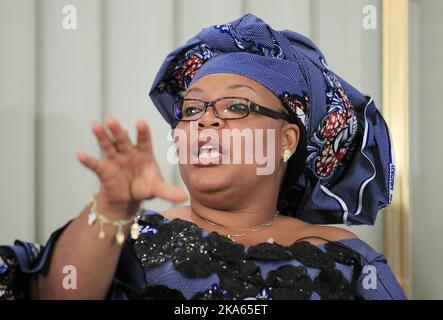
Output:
top-left (95, 191), bottom-right (140, 220)
top-left (87, 192), bottom-right (141, 245)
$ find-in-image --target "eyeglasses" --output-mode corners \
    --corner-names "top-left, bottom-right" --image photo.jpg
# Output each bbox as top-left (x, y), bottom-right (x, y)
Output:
top-left (172, 96), bottom-right (295, 123)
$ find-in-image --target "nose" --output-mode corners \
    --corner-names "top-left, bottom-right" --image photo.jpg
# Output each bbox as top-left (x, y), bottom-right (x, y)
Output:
top-left (197, 105), bottom-right (224, 129)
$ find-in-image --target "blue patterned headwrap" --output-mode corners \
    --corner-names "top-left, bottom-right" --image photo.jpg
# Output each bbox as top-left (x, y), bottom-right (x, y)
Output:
top-left (149, 14), bottom-right (396, 226)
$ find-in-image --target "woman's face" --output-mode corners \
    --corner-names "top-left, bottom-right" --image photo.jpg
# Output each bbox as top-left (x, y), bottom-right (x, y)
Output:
top-left (175, 73), bottom-right (300, 206)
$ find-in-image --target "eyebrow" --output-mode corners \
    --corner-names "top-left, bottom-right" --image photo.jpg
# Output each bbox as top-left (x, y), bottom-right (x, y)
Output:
top-left (226, 84), bottom-right (257, 92)
top-left (185, 84), bottom-right (257, 97)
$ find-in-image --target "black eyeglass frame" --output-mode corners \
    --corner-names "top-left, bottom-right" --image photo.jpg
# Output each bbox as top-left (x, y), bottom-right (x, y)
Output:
top-left (172, 96), bottom-right (296, 123)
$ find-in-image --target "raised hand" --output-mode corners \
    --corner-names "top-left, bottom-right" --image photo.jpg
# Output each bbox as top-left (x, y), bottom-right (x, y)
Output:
top-left (77, 117), bottom-right (187, 217)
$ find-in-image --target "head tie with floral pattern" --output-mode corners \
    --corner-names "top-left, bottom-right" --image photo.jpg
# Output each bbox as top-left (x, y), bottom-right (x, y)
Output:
top-left (149, 14), bottom-right (395, 226)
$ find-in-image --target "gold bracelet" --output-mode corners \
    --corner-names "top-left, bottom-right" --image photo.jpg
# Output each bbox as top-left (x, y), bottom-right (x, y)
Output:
top-left (87, 195), bottom-right (139, 245)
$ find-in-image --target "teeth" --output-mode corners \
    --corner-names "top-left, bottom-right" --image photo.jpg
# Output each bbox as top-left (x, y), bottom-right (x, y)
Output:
top-left (198, 148), bottom-right (220, 159)
top-left (198, 143), bottom-right (221, 156)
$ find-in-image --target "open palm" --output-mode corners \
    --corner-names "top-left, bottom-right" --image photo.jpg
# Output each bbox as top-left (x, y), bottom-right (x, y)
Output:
top-left (77, 117), bottom-right (187, 210)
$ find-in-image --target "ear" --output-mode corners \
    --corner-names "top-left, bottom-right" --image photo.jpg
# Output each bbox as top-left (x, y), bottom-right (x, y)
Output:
top-left (281, 123), bottom-right (300, 155)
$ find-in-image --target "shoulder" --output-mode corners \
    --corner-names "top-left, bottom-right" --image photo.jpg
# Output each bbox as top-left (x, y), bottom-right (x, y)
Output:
top-left (290, 220), bottom-right (386, 263)
top-left (280, 216), bottom-right (359, 245)
top-left (311, 225), bottom-right (359, 242)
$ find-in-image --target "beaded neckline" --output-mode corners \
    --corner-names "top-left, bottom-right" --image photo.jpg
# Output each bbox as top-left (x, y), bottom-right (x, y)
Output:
top-left (142, 209), bottom-right (357, 252)
top-left (131, 209), bottom-right (364, 300)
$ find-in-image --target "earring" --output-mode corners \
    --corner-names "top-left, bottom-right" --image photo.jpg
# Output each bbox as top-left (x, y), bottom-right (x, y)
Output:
top-left (283, 149), bottom-right (292, 163)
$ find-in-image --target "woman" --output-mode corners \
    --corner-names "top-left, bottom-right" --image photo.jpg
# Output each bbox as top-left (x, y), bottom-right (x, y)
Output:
top-left (0, 14), bottom-right (405, 300)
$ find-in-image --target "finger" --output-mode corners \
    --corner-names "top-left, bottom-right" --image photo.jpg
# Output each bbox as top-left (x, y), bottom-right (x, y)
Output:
top-left (135, 119), bottom-right (152, 152)
top-left (155, 180), bottom-right (189, 203)
top-left (77, 152), bottom-right (105, 178)
top-left (106, 117), bottom-right (132, 153)
top-left (92, 122), bottom-right (117, 159)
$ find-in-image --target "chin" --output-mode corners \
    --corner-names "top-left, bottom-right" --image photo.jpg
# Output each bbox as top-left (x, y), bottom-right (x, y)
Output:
top-left (183, 167), bottom-right (232, 194)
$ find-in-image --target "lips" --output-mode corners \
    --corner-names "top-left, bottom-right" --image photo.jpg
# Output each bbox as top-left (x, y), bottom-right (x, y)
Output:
top-left (198, 144), bottom-right (221, 159)
top-left (191, 138), bottom-right (226, 166)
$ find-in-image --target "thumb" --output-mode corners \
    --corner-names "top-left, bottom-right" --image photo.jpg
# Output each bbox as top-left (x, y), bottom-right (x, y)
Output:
top-left (155, 180), bottom-right (189, 203)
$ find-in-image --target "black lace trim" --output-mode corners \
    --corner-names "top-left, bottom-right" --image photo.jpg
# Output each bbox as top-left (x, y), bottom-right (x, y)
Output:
top-left (143, 285), bottom-right (186, 300)
top-left (288, 241), bottom-right (336, 270)
top-left (246, 243), bottom-right (293, 261)
top-left (131, 211), bottom-right (363, 300)
top-left (266, 265), bottom-right (313, 300)
top-left (313, 269), bottom-right (352, 300)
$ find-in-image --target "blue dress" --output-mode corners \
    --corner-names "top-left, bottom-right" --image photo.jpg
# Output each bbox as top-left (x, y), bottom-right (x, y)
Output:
top-left (0, 209), bottom-right (406, 300)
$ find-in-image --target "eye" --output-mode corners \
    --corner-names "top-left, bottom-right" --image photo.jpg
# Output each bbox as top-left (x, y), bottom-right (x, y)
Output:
top-left (183, 106), bottom-right (202, 117)
top-left (182, 101), bottom-right (203, 118)
top-left (227, 102), bottom-right (248, 113)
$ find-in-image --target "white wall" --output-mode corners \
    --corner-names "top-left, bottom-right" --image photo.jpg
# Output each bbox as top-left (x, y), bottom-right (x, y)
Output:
top-left (0, 0), bottom-right (36, 243)
top-left (409, 0), bottom-right (443, 300)
top-left (35, 0), bottom-right (103, 244)
top-left (0, 0), bottom-right (383, 254)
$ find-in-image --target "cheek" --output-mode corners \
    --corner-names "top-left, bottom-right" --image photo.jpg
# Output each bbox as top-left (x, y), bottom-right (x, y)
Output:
top-left (247, 123), bottom-right (282, 156)
top-left (173, 124), bottom-right (191, 158)
top-left (225, 120), bottom-right (282, 165)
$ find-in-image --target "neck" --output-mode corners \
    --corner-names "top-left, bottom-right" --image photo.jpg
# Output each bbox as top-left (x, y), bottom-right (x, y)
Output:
top-left (189, 198), bottom-right (278, 232)
top-left (187, 164), bottom-right (286, 232)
